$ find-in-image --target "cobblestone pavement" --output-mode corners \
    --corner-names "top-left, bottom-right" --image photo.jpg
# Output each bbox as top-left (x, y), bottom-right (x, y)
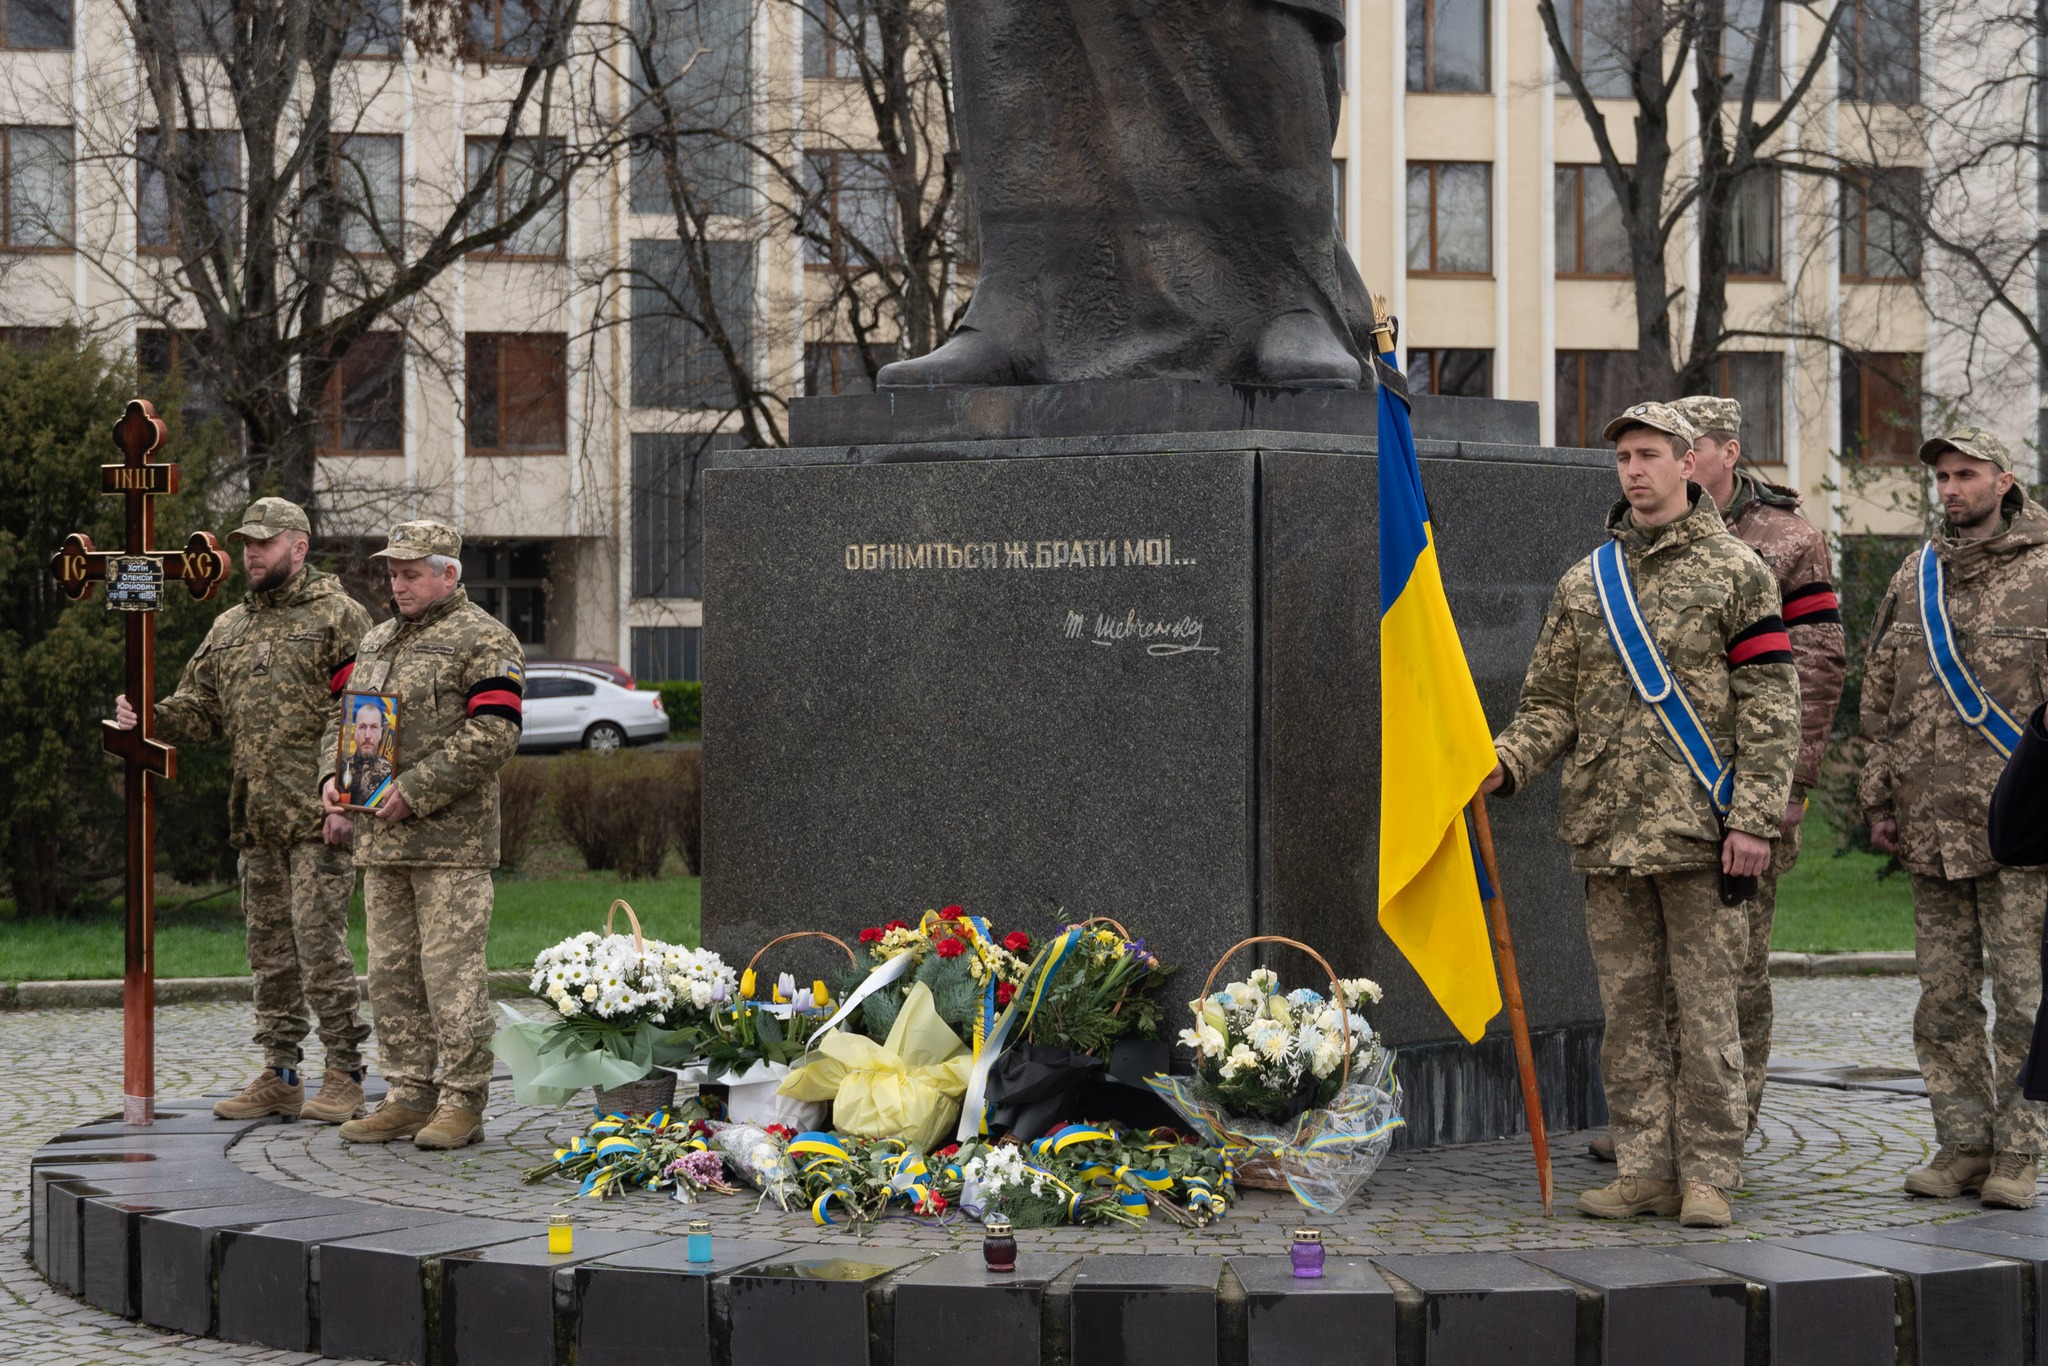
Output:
top-left (0, 976), bottom-right (2001, 1362)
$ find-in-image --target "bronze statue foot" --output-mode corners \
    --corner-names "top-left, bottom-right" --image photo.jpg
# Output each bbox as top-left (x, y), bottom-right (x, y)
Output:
top-left (1253, 310), bottom-right (1361, 389)
top-left (877, 328), bottom-right (1033, 387)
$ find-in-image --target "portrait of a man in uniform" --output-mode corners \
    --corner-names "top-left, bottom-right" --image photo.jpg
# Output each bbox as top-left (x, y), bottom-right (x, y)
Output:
top-left (336, 693), bottom-right (398, 811)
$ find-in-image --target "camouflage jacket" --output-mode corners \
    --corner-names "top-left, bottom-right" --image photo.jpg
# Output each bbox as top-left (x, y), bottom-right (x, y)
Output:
top-left (1723, 472), bottom-right (1847, 794)
top-left (1858, 490), bottom-right (2048, 879)
top-left (154, 567), bottom-right (370, 848)
top-left (1494, 488), bottom-right (1801, 871)
top-left (318, 587), bottom-right (524, 868)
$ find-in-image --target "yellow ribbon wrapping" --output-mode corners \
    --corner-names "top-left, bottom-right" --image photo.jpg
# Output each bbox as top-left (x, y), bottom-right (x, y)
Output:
top-left (777, 982), bottom-right (973, 1150)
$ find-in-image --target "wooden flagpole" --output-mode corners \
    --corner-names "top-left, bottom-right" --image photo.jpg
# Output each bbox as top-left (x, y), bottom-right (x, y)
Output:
top-left (1468, 793), bottom-right (1554, 1217)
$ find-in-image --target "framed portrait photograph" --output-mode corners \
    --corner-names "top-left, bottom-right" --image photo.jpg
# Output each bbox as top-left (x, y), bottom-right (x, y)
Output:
top-left (336, 691), bottom-right (401, 812)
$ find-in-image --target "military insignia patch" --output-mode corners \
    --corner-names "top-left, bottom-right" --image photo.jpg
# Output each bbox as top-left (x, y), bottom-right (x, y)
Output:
top-left (500, 659), bottom-right (525, 686)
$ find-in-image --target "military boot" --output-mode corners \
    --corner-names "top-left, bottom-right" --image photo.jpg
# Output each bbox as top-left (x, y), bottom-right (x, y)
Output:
top-left (1679, 1181), bottom-right (1734, 1229)
top-left (299, 1069), bottom-right (366, 1124)
top-left (1903, 1144), bottom-right (1992, 1198)
top-left (1981, 1152), bottom-right (2040, 1210)
top-left (1575, 1176), bottom-right (1681, 1219)
top-left (414, 1105), bottom-right (486, 1151)
top-left (338, 1100), bottom-right (432, 1144)
top-left (212, 1069), bottom-right (303, 1120)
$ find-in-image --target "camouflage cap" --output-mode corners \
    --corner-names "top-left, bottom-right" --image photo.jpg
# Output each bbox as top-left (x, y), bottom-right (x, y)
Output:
top-left (370, 519), bottom-right (463, 561)
top-left (1602, 401), bottom-right (1700, 445)
top-left (228, 496), bottom-right (311, 541)
top-left (1673, 394), bottom-right (1742, 437)
top-left (1918, 425), bottom-right (2014, 473)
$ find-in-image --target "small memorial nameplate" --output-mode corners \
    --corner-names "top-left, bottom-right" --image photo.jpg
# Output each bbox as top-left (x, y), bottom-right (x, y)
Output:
top-left (106, 556), bottom-right (165, 612)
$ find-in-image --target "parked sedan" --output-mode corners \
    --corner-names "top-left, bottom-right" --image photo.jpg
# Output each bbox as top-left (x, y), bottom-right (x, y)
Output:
top-left (518, 666), bottom-right (671, 752)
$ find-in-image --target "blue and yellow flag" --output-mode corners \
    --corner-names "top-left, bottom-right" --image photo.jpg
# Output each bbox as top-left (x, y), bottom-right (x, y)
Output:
top-left (1376, 345), bottom-right (1502, 1043)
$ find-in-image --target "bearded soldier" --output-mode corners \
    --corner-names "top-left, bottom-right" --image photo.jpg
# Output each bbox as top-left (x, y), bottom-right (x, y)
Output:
top-left (115, 497), bottom-right (373, 1123)
top-left (319, 521), bottom-right (524, 1151)
top-left (1861, 427), bottom-right (2048, 1211)
top-left (1482, 403), bottom-right (1798, 1229)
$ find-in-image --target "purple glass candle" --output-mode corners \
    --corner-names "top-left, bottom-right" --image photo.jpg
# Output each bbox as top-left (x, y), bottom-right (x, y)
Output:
top-left (1291, 1228), bottom-right (1325, 1278)
top-left (983, 1215), bottom-right (1017, 1273)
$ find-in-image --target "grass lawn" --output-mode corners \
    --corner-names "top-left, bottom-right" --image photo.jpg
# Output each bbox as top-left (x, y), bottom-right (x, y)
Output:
top-left (1770, 811), bottom-right (1915, 953)
top-left (0, 874), bottom-right (701, 981)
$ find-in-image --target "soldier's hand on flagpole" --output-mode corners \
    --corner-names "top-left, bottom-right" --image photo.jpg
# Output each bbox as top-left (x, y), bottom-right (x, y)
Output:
top-left (1722, 829), bottom-right (1771, 877)
top-left (1479, 760), bottom-right (1505, 796)
top-left (1869, 816), bottom-right (1900, 854)
top-left (377, 790), bottom-right (412, 824)
top-left (112, 695), bottom-right (137, 730)
top-left (322, 813), bottom-right (353, 847)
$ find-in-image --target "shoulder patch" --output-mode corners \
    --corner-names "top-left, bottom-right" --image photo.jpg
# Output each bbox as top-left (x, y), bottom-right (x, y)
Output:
top-left (500, 659), bottom-right (526, 685)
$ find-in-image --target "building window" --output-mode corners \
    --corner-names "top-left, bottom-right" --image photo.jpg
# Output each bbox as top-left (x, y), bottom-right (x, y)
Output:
top-left (1728, 169), bottom-right (1779, 277)
top-left (1718, 0), bottom-right (1780, 99)
top-left (1, 127), bottom-right (70, 248)
top-left (630, 237), bottom-right (753, 409)
top-left (344, 0), bottom-right (401, 57)
top-left (629, 0), bottom-right (752, 218)
top-left (803, 151), bottom-right (897, 271)
top-left (805, 341), bottom-right (896, 396)
top-left (466, 333), bottom-right (567, 454)
top-left (1564, 0), bottom-right (1635, 98)
top-left (137, 328), bottom-right (239, 434)
top-left (1407, 0), bottom-right (1487, 92)
top-left (1414, 348), bottom-right (1493, 398)
top-left (1704, 351), bottom-right (1784, 464)
top-left (1841, 352), bottom-right (1920, 463)
top-left (1555, 350), bottom-right (1640, 447)
top-left (468, 542), bottom-right (549, 649)
top-left (317, 333), bottom-right (404, 455)
top-left (1406, 162), bottom-right (1490, 275)
top-left (465, 137), bottom-right (565, 259)
top-left (465, 0), bottom-right (556, 61)
top-left (1554, 164), bottom-right (1628, 277)
top-left (804, 0), bottom-right (883, 80)
top-left (1842, 168), bottom-right (1920, 281)
top-left (1844, 0), bottom-right (1918, 104)
top-left (138, 129), bottom-right (239, 253)
top-left (632, 626), bottom-right (702, 683)
top-left (1, 0), bottom-right (68, 48)
top-left (307, 134), bottom-right (401, 256)
top-left (0, 326), bottom-right (55, 349)
top-left (632, 431), bottom-right (738, 599)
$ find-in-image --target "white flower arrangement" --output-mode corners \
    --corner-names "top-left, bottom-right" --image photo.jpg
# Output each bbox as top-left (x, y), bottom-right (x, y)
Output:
top-left (527, 930), bottom-right (736, 1033)
top-left (1178, 971), bottom-right (1388, 1123)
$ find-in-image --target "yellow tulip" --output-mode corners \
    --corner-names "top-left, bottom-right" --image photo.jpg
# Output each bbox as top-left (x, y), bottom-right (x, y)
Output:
top-left (813, 979), bottom-right (831, 1007)
top-left (739, 969), bottom-right (757, 1000)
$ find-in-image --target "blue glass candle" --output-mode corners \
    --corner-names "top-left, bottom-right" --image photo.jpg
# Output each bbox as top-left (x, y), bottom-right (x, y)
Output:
top-left (1291, 1228), bottom-right (1324, 1278)
top-left (687, 1218), bottom-right (713, 1263)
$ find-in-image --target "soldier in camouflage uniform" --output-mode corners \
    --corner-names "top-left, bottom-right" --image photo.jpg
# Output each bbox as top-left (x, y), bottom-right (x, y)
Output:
top-left (320, 520), bottom-right (524, 1151)
top-left (115, 498), bottom-right (373, 1123)
top-left (1860, 427), bottom-right (2048, 1210)
top-left (1676, 394), bottom-right (1847, 1131)
top-left (1483, 403), bottom-right (1799, 1228)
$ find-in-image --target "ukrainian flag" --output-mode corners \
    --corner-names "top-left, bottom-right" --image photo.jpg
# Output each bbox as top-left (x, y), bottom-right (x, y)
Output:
top-left (1376, 346), bottom-right (1503, 1044)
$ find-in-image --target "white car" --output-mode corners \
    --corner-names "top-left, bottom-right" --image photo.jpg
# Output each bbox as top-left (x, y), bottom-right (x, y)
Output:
top-left (518, 666), bottom-right (672, 752)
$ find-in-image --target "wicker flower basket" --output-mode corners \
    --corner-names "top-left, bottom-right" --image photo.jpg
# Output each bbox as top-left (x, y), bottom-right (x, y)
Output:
top-left (593, 1073), bottom-right (679, 1116)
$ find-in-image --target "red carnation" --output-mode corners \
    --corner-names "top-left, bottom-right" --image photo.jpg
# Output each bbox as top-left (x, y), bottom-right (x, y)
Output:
top-left (1003, 931), bottom-right (1031, 953)
top-left (885, 919), bottom-right (909, 932)
top-left (934, 1142), bottom-right (961, 1158)
top-left (934, 936), bottom-right (966, 959)
top-left (939, 904), bottom-right (964, 920)
top-left (996, 981), bottom-right (1017, 1007)
top-left (859, 927), bottom-right (884, 943)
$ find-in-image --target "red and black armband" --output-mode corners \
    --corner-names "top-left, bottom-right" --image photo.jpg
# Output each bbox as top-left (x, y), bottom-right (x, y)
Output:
top-left (329, 656), bottom-right (356, 697)
top-left (1781, 581), bottom-right (1843, 627)
top-left (1728, 615), bottom-right (1795, 668)
top-left (465, 676), bottom-right (524, 726)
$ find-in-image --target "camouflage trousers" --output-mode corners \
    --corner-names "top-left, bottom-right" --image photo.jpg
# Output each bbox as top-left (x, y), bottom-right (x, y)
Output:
top-left (240, 842), bottom-right (368, 1074)
top-left (1736, 817), bottom-right (1803, 1131)
top-left (362, 866), bottom-right (495, 1113)
top-left (1910, 868), bottom-right (2048, 1155)
top-left (1587, 868), bottom-right (1748, 1189)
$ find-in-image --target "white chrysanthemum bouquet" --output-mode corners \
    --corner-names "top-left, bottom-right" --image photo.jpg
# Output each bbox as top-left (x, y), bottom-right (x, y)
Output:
top-left (1178, 966), bottom-right (1388, 1124)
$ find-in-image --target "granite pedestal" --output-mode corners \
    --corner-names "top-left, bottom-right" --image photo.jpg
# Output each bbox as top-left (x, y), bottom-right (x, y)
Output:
top-left (137, 1195), bottom-right (353, 1334)
top-left (1777, 1232), bottom-right (2026, 1366)
top-left (573, 1238), bottom-right (794, 1366)
top-left (1067, 1255), bottom-right (1222, 1366)
top-left (1521, 1248), bottom-right (1747, 1366)
top-left (727, 1250), bottom-right (930, 1366)
top-left (441, 1230), bottom-right (668, 1366)
top-left (315, 1217), bottom-right (541, 1364)
top-left (703, 382), bottom-right (1611, 1146)
top-left (893, 1253), bottom-right (1077, 1366)
top-left (214, 1206), bottom-right (460, 1350)
top-left (1230, 1255), bottom-right (1396, 1366)
top-left (1373, 1252), bottom-right (1576, 1366)
top-left (1671, 1242), bottom-right (1894, 1366)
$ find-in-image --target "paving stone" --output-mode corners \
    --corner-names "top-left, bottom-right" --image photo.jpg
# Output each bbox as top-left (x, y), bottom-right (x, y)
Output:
top-left (1776, 1231), bottom-right (2025, 1366)
top-left (1521, 1247), bottom-right (1746, 1366)
top-left (316, 1218), bottom-right (540, 1365)
top-left (728, 1250), bottom-right (931, 1366)
top-left (574, 1238), bottom-right (793, 1366)
top-left (1672, 1241), bottom-right (1895, 1366)
top-left (214, 1207), bottom-right (460, 1351)
top-left (1230, 1255), bottom-right (1396, 1366)
top-left (1070, 1255), bottom-right (1223, 1366)
top-left (894, 1252), bottom-right (1077, 1366)
top-left (1373, 1252), bottom-right (1576, 1366)
top-left (138, 1197), bottom-right (352, 1335)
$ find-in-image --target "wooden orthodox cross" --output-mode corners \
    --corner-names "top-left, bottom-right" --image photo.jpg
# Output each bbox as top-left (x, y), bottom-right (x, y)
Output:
top-left (49, 399), bottom-right (230, 1125)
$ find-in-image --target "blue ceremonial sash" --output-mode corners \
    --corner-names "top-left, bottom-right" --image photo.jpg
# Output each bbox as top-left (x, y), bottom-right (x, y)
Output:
top-left (1916, 543), bottom-right (2024, 758)
top-left (1589, 539), bottom-right (1735, 815)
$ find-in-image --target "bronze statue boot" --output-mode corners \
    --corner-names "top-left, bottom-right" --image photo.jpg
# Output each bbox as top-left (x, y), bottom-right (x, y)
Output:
top-left (877, 327), bottom-right (1033, 387)
top-left (1253, 309), bottom-right (1361, 389)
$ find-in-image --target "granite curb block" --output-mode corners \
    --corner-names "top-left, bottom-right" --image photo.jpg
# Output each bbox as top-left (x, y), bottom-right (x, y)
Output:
top-left (35, 1110), bottom-right (2048, 1365)
top-left (1767, 951), bottom-right (1917, 977)
top-left (0, 969), bottom-right (530, 1009)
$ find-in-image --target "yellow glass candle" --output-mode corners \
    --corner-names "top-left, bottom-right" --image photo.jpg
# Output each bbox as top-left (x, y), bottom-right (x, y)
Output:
top-left (548, 1218), bottom-right (573, 1255)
